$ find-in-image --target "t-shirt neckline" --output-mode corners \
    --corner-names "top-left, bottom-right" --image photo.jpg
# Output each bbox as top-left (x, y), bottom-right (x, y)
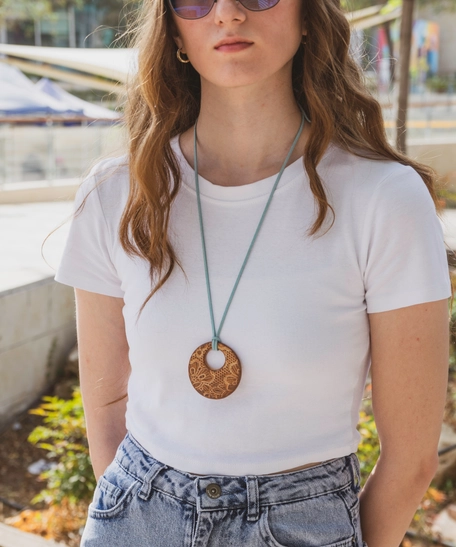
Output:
top-left (171, 134), bottom-right (326, 202)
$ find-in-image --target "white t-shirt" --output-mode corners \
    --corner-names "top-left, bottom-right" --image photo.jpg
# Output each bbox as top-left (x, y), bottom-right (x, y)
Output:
top-left (54, 135), bottom-right (452, 475)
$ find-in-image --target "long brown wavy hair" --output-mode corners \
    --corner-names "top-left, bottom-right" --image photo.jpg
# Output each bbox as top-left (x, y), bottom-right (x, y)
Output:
top-left (112, 0), bottom-right (453, 318)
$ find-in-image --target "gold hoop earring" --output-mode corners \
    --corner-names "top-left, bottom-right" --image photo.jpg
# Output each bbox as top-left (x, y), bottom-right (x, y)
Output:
top-left (177, 48), bottom-right (190, 63)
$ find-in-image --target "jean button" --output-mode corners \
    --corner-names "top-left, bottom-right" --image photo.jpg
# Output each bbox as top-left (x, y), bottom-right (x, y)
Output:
top-left (206, 483), bottom-right (222, 499)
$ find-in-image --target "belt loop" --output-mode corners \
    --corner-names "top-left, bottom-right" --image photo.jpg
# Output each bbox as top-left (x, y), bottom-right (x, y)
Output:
top-left (245, 476), bottom-right (259, 522)
top-left (138, 460), bottom-right (167, 501)
top-left (195, 478), bottom-right (203, 513)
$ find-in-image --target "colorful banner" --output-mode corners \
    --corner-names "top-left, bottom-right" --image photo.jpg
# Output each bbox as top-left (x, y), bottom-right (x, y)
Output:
top-left (410, 19), bottom-right (440, 88)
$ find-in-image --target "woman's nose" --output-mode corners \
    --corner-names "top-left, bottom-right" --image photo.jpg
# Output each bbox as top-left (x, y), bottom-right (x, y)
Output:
top-left (212, 0), bottom-right (247, 23)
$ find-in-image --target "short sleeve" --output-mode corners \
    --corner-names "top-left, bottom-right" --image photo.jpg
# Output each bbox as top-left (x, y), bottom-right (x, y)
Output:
top-left (54, 162), bottom-right (124, 298)
top-left (360, 165), bottom-right (451, 313)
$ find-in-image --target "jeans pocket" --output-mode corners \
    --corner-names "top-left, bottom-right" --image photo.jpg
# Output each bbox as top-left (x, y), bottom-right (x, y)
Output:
top-left (259, 491), bottom-right (355, 547)
top-left (88, 459), bottom-right (141, 520)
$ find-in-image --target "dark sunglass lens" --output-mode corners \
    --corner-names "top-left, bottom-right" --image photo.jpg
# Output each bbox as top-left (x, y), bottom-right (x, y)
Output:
top-left (240, 0), bottom-right (279, 9)
top-left (170, 0), bottom-right (213, 18)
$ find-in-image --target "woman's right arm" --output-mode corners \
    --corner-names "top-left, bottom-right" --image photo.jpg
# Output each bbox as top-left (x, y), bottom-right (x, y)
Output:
top-left (75, 288), bottom-right (131, 482)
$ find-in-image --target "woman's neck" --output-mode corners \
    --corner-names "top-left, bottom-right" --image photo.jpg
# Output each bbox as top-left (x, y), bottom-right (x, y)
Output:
top-left (178, 78), bottom-right (310, 187)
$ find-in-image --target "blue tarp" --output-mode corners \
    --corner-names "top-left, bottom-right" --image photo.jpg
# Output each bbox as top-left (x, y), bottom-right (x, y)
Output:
top-left (35, 78), bottom-right (120, 120)
top-left (0, 63), bottom-right (119, 120)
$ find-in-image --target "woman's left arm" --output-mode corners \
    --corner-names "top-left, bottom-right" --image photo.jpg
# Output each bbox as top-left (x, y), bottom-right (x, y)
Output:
top-left (359, 298), bottom-right (450, 547)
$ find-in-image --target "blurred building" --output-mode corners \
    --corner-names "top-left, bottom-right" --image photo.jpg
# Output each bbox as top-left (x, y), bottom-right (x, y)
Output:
top-left (0, 4), bottom-right (124, 48)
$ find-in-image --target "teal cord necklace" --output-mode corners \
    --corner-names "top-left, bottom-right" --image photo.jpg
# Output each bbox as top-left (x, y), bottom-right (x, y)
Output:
top-left (188, 110), bottom-right (306, 399)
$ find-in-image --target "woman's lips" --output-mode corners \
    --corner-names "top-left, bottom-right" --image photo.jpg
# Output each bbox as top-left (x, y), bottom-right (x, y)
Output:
top-left (215, 42), bottom-right (253, 53)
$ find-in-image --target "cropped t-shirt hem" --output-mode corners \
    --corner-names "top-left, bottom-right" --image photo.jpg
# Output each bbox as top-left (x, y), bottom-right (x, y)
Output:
top-left (126, 428), bottom-right (360, 476)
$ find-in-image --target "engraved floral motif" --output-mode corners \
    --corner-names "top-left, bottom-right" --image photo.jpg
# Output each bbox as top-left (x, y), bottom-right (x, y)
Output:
top-left (188, 342), bottom-right (242, 399)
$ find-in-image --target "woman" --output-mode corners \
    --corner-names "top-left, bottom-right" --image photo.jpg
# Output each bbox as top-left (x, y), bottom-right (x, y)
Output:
top-left (53, 0), bottom-right (452, 545)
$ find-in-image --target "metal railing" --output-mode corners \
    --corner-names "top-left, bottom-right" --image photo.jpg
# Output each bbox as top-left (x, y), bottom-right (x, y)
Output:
top-left (0, 121), bottom-right (126, 187)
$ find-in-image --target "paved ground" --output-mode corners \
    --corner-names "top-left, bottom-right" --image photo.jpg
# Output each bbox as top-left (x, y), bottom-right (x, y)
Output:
top-left (0, 201), bottom-right (72, 294)
top-left (1, 200), bottom-right (456, 296)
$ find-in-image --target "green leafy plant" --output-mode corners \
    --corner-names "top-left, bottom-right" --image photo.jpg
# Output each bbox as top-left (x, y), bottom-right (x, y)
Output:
top-left (27, 386), bottom-right (95, 505)
top-left (357, 408), bottom-right (380, 487)
top-left (426, 75), bottom-right (453, 94)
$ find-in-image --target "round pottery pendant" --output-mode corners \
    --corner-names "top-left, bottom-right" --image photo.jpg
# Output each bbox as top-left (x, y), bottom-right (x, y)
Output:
top-left (188, 341), bottom-right (242, 399)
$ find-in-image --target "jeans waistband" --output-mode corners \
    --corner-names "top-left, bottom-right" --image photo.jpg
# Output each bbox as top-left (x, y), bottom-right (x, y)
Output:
top-left (114, 431), bottom-right (359, 519)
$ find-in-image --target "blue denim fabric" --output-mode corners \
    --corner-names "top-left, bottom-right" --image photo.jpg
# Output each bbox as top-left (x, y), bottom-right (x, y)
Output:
top-left (81, 431), bottom-right (367, 547)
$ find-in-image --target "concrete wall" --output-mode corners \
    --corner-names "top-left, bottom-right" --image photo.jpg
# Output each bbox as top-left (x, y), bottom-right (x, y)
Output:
top-left (0, 278), bottom-right (76, 431)
top-left (0, 180), bottom-right (79, 205)
top-left (408, 138), bottom-right (456, 185)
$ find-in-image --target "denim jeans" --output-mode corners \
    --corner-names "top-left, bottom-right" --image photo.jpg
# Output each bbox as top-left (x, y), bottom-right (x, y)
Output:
top-left (81, 431), bottom-right (368, 547)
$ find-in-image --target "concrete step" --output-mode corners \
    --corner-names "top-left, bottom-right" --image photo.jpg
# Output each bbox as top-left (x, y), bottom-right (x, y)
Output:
top-left (0, 522), bottom-right (66, 547)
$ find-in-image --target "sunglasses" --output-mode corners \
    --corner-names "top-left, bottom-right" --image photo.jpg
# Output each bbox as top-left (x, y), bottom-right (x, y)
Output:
top-left (168, 0), bottom-right (281, 19)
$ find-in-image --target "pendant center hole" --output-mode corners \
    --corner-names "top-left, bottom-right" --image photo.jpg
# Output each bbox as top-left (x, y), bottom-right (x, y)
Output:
top-left (205, 349), bottom-right (226, 370)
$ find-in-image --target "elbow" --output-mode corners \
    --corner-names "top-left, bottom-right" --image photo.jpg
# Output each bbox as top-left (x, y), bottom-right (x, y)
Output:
top-left (412, 455), bottom-right (440, 488)
top-left (415, 452), bottom-right (439, 482)
top-left (378, 449), bottom-right (439, 483)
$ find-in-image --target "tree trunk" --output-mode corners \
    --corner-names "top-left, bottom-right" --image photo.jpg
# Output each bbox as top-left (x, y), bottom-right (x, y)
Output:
top-left (396, 0), bottom-right (415, 154)
top-left (383, 21), bottom-right (396, 91)
top-left (68, 5), bottom-right (76, 48)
